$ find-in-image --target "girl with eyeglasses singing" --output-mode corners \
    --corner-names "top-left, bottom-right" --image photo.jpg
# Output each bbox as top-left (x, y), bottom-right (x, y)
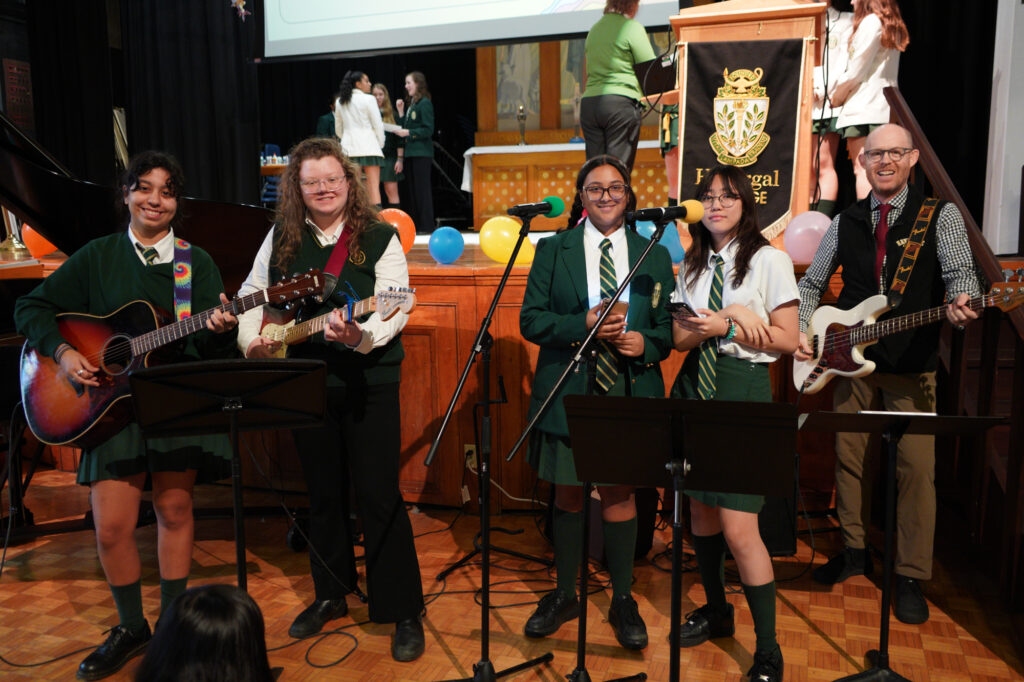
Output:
top-left (519, 155), bottom-right (675, 650)
top-left (668, 165), bottom-right (800, 682)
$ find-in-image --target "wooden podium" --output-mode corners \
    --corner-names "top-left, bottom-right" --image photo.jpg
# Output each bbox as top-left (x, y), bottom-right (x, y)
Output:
top-left (669, 0), bottom-right (826, 235)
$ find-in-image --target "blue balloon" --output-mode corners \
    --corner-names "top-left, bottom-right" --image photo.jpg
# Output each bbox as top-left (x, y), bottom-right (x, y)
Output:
top-left (428, 226), bottom-right (465, 264)
top-left (635, 220), bottom-right (685, 263)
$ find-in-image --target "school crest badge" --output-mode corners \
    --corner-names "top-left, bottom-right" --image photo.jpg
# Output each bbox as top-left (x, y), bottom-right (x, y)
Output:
top-left (709, 67), bottom-right (770, 167)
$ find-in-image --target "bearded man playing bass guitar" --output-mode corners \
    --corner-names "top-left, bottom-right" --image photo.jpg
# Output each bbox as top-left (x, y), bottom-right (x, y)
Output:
top-left (14, 151), bottom-right (239, 680)
top-left (794, 124), bottom-right (980, 626)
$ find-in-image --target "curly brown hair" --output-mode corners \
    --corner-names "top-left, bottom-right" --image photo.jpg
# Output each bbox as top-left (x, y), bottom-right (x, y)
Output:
top-left (604, 0), bottom-right (639, 15)
top-left (272, 137), bottom-right (377, 272)
top-left (852, 0), bottom-right (908, 52)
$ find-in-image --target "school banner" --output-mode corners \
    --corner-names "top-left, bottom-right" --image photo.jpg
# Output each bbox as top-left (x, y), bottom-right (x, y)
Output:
top-left (680, 39), bottom-right (805, 239)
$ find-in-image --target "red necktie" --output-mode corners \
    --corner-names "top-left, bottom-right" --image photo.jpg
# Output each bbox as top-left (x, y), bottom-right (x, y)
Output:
top-left (874, 203), bottom-right (892, 283)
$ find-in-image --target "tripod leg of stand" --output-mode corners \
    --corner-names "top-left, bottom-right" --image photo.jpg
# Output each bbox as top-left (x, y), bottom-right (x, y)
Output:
top-left (835, 426), bottom-right (910, 682)
top-left (669, 468), bottom-right (684, 682)
top-left (229, 412), bottom-right (247, 592)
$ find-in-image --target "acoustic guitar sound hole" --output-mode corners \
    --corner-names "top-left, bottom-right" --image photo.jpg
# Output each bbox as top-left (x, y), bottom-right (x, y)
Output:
top-left (100, 334), bottom-right (135, 376)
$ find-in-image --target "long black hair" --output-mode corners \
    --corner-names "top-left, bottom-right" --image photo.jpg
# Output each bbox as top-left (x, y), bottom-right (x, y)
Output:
top-left (133, 584), bottom-right (274, 682)
top-left (337, 70), bottom-right (366, 106)
top-left (564, 154), bottom-right (637, 231)
top-left (682, 165), bottom-right (768, 290)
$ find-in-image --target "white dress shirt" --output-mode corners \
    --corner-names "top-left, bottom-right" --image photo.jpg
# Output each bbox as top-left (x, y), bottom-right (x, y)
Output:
top-left (583, 220), bottom-right (631, 316)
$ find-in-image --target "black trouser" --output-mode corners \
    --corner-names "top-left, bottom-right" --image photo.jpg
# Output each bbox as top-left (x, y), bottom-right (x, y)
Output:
top-left (405, 156), bottom-right (434, 233)
top-left (580, 94), bottom-right (644, 172)
top-left (293, 381), bottom-right (424, 623)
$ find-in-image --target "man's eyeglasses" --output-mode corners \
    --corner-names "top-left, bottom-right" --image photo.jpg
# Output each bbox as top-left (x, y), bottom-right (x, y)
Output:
top-left (863, 147), bottom-right (914, 164)
top-left (300, 176), bottom-right (346, 193)
top-left (699, 193), bottom-right (739, 208)
top-left (583, 183), bottom-right (628, 201)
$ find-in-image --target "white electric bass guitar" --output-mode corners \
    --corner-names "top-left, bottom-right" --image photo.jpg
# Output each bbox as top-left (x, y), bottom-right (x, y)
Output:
top-left (794, 281), bottom-right (1024, 394)
top-left (259, 287), bottom-right (416, 358)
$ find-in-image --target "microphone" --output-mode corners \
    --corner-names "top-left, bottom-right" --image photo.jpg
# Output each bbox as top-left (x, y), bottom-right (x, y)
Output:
top-left (627, 199), bottom-right (704, 224)
top-left (507, 195), bottom-right (565, 219)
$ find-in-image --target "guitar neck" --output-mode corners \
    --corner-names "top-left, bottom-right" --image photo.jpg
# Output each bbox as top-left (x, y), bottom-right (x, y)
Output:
top-left (132, 288), bottom-right (279, 355)
top-left (856, 294), bottom-right (990, 344)
top-left (283, 297), bottom-right (375, 345)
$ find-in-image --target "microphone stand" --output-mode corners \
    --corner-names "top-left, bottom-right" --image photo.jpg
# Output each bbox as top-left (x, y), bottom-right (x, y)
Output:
top-left (426, 210), bottom-right (554, 682)
top-left (505, 215), bottom-right (673, 682)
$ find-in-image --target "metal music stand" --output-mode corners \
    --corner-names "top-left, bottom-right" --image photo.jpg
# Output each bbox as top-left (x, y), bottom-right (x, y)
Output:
top-left (565, 395), bottom-right (797, 682)
top-left (130, 358), bottom-right (327, 591)
top-left (799, 410), bottom-right (1005, 682)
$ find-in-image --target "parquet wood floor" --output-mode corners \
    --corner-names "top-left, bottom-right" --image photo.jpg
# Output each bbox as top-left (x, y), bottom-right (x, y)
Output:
top-left (1, 468), bottom-right (1022, 681)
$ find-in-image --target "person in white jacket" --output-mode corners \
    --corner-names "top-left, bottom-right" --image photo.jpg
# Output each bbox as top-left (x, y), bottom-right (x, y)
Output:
top-left (831, 0), bottom-right (909, 199)
top-left (335, 70), bottom-right (386, 206)
top-left (810, 3), bottom-right (853, 217)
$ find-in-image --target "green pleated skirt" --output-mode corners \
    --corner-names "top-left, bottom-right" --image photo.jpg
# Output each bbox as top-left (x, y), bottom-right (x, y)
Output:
top-left (76, 422), bottom-right (232, 485)
top-left (672, 353), bottom-right (772, 513)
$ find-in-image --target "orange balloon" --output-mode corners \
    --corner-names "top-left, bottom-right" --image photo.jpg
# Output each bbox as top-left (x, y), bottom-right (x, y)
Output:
top-left (378, 208), bottom-right (416, 254)
top-left (21, 225), bottom-right (57, 258)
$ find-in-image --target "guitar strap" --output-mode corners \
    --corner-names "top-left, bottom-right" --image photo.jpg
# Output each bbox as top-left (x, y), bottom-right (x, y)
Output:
top-left (886, 198), bottom-right (938, 309)
top-left (172, 238), bottom-right (192, 320)
top-left (321, 224), bottom-right (352, 317)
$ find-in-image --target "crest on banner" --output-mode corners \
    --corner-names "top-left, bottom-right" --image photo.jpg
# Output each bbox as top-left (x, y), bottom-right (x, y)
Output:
top-left (709, 67), bottom-right (770, 167)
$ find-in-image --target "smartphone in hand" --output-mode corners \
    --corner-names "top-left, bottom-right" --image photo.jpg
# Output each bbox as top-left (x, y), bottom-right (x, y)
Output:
top-left (666, 301), bottom-right (698, 317)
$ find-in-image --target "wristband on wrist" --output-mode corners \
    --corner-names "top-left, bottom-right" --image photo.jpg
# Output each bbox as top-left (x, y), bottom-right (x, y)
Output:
top-left (723, 318), bottom-right (737, 340)
top-left (53, 343), bottom-right (73, 364)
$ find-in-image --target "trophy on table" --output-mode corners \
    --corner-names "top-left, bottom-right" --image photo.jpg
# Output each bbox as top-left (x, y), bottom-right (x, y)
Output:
top-left (516, 104), bottom-right (527, 146)
top-left (570, 83), bottom-right (584, 143)
top-left (0, 207), bottom-right (31, 259)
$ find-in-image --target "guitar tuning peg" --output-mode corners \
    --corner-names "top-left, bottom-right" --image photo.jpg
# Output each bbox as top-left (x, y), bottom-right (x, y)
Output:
top-left (1004, 268), bottom-right (1015, 282)
top-left (1016, 267), bottom-right (1024, 281)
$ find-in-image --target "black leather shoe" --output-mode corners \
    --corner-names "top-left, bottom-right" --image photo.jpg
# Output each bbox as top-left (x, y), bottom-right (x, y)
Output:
top-left (676, 603), bottom-right (734, 648)
top-left (76, 623), bottom-right (151, 680)
top-left (747, 645), bottom-right (784, 682)
top-left (391, 616), bottom-right (426, 662)
top-left (608, 594), bottom-right (648, 650)
top-left (893, 575), bottom-right (929, 624)
top-left (288, 598), bottom-right (348, 638)
top-left (813, 546), bottom-right (872, 585)
top-left (524, 589), bottom-right (580, 638)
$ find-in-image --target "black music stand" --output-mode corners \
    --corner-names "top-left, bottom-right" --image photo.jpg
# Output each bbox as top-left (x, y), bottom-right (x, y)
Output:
top-left (566, 395), bottom-right (797, 682)
top-left (130, 359), bottom-right (327, 591)
top-left (799, 410), bottom-right (1004, 681)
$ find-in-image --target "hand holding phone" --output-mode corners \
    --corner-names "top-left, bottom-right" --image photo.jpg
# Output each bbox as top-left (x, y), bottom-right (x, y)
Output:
top-left (666, 301), bottom-right (698, 317)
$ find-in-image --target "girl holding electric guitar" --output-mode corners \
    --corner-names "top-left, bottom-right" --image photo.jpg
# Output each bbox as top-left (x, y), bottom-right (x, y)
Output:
top-left (668, 165), bottom-right (799, 682)
top-left (234, 137), bottom-right (425, 662)
top-left (14, 151), bottom-right (240, 681)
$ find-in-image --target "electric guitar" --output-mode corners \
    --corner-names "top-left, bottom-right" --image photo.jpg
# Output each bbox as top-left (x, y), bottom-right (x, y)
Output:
top-left (20, 270), bottom-right (326, 447)
top-left (259, 287), bottom-right (416, 358)
top-left (794, 280), bottom-right (1024, 394)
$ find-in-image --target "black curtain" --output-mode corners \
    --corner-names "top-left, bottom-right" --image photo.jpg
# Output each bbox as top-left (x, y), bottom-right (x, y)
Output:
top-left (26, 0), bottom-right (114, 184)
top-left (121, 0), bottom-right (260, 204)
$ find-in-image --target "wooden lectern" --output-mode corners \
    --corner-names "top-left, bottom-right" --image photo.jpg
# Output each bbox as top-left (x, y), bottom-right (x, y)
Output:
top-left (668, 0), bottom-right (826, 234)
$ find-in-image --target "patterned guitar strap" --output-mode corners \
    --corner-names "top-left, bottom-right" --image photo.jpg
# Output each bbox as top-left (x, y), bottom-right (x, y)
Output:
top-left (173, 238), bottom-right (192, 320)
top-left (885, 198), bottom-right (938, 309)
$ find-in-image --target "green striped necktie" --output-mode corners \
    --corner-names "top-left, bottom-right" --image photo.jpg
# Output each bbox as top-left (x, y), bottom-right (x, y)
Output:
top-left (137, 244), bottom-right (159, 265)
top-left (595, 238), bottom-right (619, 393)
top-left (696, 255), bottom-right (724, 400)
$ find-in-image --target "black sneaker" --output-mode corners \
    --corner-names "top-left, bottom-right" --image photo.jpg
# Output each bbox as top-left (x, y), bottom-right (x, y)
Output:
top-left (812, 547), bottom-right (872, 585)
top-left (608, 594), bottom-right (648, 650)
top-left (676, 603), bottom-right (734, 647)
top-left (893, 576), bottom-right (929, 624)
top-left (76, 623), bottom-right (151, 681)
top-left (747, 645), bottom-right (784, 681)
top-left (524, 589), bottom-right (579, 638)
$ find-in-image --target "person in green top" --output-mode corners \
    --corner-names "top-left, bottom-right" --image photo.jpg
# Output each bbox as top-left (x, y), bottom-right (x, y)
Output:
top-left (581, 0), bottom-right (656, 173)
top-left (316, 96), bottom-right (337, 140)
top-left (236, 137), bottom-right (426, 662)
top-left (14, 151), bottom-right (239, 681)
top-left (394, 71), bottom-right (435, 233)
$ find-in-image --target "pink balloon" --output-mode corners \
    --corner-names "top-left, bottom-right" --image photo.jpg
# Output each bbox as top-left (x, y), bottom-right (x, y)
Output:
top-left (783, 211), bottom-right (832, 264)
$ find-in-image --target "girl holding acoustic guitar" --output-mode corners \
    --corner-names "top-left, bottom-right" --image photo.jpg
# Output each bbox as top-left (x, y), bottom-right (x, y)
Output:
top-left (14, 151), bottom-right (239, 681)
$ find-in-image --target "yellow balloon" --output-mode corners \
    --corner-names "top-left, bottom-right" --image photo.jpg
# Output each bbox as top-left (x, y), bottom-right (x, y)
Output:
top-left (479, 216), bottom-right (534, 265)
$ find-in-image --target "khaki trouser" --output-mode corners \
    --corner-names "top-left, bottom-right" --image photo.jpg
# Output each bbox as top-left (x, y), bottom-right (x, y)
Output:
top-left (833, 371), bottom-right (937, 580)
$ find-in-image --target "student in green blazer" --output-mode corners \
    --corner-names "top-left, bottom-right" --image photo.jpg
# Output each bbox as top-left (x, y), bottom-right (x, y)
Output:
top-left (520, 154), bottom-right (675, 651)
top-left (394, 71), bottom-right (435, 233)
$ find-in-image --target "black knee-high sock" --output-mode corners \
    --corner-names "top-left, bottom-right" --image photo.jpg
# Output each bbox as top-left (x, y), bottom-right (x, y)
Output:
top-left (110, 580), bottom-right (146, 632)
top-left (692, 532), bottom-right (727, 609)
top-left (742, 581), bottom-right (778, 653)
top-left (602, 517), bottom-right (637, 598)
top-left (553, 507), bottom-right (583, 597)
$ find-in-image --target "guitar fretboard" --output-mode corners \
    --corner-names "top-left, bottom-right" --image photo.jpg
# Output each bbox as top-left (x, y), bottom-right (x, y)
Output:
top-left (130, 288), bottom-right (277, 355)
top-left (284, 298), bottom-right (376, 345)
top-left (847, 294), bottom-right (991, 346)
